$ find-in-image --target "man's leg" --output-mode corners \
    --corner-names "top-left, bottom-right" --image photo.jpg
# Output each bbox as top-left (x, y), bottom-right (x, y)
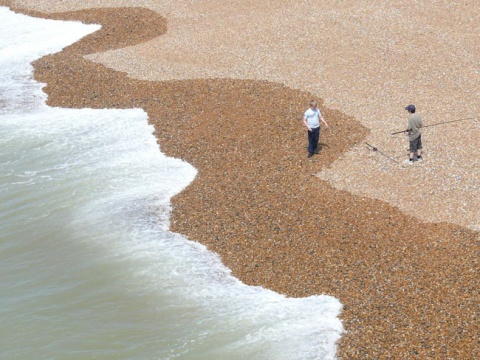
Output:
top-left (311, 127), bottom-right (320, 154)
top-left (416, 136), bottom-right (423, 160)
top-left (313, 127), bottom-right (321, 153)
top-left (307, 130), bottom-right (314, 157)
top-left (406, 140), bottom-right (415, 164)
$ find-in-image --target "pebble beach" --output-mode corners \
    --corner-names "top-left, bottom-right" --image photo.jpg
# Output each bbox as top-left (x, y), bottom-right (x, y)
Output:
top-left (2, 1), bottom-right (478, 359)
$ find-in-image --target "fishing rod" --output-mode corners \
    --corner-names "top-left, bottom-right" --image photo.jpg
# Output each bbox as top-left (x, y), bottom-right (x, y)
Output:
top-left (391, 116), bottom-right (475, 135)
top-left (131, 98), bottom-right (162, 102)
top-left (365, 142), bottom-right (403, 166)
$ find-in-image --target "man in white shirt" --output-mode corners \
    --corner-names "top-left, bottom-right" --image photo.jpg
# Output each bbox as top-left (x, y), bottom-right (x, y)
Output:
top-left (303, 99), bottom-right (329, 158)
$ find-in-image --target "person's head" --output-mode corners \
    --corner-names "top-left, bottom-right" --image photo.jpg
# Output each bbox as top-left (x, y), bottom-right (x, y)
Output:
top-left (405, 104), bottom-right (416, 114)
top-left (309, 100), bottom-right (317, 109)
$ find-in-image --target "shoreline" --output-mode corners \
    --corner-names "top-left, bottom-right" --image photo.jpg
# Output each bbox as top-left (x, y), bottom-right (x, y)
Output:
top-left (3, 4), bottom-right (479, 359)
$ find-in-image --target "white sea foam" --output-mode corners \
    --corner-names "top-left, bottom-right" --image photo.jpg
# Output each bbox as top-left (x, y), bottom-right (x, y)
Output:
top-left (0, 6), bottom-right (343, 359)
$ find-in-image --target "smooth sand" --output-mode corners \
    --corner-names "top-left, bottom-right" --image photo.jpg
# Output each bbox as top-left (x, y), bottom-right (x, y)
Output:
top-left (3, 1), bottom-right (479, 359)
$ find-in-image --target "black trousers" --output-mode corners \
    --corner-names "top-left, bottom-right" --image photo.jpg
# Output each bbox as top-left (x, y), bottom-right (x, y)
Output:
top-left (307, 127), bottom-right (320, 153)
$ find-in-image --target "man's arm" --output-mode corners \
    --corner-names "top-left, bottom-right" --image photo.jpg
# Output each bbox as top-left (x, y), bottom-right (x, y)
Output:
top-left (303, 117), bottom-right (311, 131)
top-left (407, 118), bottom-right (413, 132)
top-left (320, 116), bottom-right (329, 128)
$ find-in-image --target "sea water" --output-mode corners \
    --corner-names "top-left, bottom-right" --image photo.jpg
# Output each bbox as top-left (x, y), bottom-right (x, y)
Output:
top-left (0, 7), bottom-right (342, 360)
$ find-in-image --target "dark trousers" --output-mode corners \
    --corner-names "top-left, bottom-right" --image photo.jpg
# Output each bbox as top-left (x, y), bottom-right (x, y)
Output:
top-left (307, 127), bottom-right (320, 153)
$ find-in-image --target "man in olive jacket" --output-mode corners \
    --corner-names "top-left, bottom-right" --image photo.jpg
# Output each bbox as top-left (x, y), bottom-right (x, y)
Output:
top-left (404, 104), bottom-right (423, 164)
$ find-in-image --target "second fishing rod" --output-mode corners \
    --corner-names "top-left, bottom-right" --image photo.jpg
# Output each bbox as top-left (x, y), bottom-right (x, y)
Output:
top-left (391, 116), bottom-right (475, 135)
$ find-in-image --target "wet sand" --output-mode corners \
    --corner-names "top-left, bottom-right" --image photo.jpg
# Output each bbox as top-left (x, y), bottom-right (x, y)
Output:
top-left (2, 3), bottom-right (479, 359)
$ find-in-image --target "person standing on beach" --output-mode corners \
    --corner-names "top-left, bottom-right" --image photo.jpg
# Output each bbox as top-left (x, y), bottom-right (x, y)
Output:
top-left (303, 100), bottom-right (328, 158)
top-left (404, 104), bottom-right (423, 164)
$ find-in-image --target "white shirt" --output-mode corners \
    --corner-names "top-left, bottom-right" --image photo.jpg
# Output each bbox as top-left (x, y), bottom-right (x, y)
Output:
top-left (304, 108), bottom-right (321, 128)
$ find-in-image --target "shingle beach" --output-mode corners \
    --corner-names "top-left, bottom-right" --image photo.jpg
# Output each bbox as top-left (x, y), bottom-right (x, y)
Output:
top-left (3, 1), bottom-right (478, 358)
